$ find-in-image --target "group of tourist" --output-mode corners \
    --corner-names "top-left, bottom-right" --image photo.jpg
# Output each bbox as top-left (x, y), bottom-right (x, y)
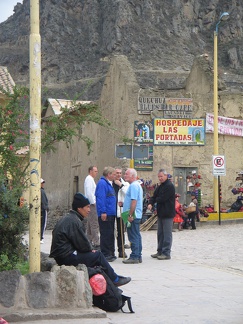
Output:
top-left (48, 166), bottom-right (182, 287)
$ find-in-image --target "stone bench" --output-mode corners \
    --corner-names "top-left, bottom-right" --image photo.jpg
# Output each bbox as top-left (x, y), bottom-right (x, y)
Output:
top-left (0, 260), bottom-right (106, 322)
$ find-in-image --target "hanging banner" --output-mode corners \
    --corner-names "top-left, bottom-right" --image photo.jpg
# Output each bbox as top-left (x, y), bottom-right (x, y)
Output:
top-left (206, 113), bottom-right (243, 137)
top-left (154, 118), bottom-right (205, 145)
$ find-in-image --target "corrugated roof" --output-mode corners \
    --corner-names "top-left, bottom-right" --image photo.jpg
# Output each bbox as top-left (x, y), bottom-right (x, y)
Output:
top-left (47, 98), bottom-right (93, 115)
top-left (15, 146), bottom-right (29, 155)
top-left (0, 66), bottom-right (15, 94)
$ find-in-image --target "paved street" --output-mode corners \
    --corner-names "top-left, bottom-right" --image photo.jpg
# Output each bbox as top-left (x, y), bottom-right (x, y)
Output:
top-left (15, 223), bottom-right (243, 324)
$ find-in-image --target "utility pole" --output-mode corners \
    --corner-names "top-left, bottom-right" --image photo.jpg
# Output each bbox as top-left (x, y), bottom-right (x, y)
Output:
top-left (29, 0), bottom-right (41, 273)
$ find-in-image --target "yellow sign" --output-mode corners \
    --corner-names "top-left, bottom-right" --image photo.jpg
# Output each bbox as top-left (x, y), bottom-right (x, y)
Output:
top-left (154, 118), bottom-right (205, 145)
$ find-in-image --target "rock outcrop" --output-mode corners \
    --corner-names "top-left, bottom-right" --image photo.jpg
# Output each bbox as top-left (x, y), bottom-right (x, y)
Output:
top-left (0, 0), bottom-right (243, 99)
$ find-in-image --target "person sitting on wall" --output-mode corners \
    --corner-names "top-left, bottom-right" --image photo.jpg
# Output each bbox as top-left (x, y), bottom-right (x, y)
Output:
top-left (49, 192), bottom-right (131, 287)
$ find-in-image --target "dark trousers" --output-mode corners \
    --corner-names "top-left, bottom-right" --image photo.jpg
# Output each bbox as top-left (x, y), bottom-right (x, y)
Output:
top-left (116, 217), bottom-right (125, 253)
top-left (98, 216), bottom-right (115, 258)
top-left (41, 209), bottom-right (47, 240)
top-left (55, 250), bottom-right (117, 282)
top-left (157, 217), bottom-right (173, 257)
top-left (189, 212), bottom-right (197, 229)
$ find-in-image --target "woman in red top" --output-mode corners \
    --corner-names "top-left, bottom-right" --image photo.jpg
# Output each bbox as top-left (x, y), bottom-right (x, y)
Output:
top-left (173, 193), bottom-right (184, 230)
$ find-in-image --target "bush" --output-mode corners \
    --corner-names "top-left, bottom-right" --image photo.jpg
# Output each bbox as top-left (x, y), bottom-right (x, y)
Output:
top-left (0, 175), bottom-right (29, 271)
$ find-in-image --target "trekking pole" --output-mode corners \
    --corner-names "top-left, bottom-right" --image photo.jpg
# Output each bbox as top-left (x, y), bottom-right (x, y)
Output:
top-left (120, 207), bottom-right (125, 259)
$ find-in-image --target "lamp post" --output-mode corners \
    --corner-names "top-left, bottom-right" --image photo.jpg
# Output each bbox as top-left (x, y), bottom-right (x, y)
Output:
top-left (213, 12), bottom-right (229, 212)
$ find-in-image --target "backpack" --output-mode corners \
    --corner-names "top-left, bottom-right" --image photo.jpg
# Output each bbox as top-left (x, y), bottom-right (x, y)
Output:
top-left (230, 199), bottom-right (243, 212)
top-left (88, 266), bottom-right (134, 313)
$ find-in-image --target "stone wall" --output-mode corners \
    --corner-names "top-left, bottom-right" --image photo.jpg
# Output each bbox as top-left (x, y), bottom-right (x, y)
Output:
top-left (0, 264), bottom-right (104, 322)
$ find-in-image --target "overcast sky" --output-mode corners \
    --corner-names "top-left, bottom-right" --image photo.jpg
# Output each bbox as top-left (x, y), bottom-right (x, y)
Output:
top-left (0, 0), bottom-right (23, 23)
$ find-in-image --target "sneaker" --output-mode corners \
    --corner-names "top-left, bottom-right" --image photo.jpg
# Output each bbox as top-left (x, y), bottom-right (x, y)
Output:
top-left (118, 252), bottom-right (128, 258)
top-left (40, 240), bottom-right (44, 244)
top-left (122, 258), bottom-right (139, 264)
top-left (114, 276), bottom-right (131, 287)
top-left (105, 255), bottom-right (117, 262)
top-left (151, 252), bottom-right (161, 258)
top-left (157, 254), bottom-right (171, 260)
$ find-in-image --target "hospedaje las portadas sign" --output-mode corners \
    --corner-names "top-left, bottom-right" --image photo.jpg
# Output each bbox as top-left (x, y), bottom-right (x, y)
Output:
top-left (153, 118), bottom-right (205, 145)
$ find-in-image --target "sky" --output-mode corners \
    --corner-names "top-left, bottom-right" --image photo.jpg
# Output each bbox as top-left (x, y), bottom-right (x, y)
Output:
top-left (0, 0), bottom-right (23, 23)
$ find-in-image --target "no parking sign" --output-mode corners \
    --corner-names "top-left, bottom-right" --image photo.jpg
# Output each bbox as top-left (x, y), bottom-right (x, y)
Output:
top-left (213, 155), bottom-right (226, 176)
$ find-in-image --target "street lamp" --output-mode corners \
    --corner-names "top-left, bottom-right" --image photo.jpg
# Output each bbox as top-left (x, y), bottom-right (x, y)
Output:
top-left (213, 12), bottom-right (229, 212)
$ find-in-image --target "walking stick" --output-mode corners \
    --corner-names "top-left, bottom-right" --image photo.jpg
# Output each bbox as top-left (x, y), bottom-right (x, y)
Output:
top-left (120, 206), bottom-right (125, 259)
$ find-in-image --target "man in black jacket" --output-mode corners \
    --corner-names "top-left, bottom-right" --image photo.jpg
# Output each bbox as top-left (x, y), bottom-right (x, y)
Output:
top-left (50, 192), bottom-right (131, 287)
top-left (147, 169), bottom-right (175, 260)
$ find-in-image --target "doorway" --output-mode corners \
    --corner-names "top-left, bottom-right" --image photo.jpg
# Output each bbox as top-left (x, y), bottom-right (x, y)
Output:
top-left (173, 167), bottom-right (198, 205)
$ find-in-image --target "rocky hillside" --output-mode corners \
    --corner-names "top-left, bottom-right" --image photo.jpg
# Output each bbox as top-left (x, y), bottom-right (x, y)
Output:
top-left (0, 0), bottom-right (242, 100)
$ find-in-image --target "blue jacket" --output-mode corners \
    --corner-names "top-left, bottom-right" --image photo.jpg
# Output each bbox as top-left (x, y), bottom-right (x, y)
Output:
top-left (95, 176), bottom-right (116, 217)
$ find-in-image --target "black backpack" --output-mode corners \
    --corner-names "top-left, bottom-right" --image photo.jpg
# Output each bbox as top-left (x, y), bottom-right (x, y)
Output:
top-left (88, 266), bottom-right (134, 313)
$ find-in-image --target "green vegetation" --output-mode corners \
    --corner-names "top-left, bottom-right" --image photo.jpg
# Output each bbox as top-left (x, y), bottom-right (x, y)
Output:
top-left (0, 86), bottom-right (116, 272)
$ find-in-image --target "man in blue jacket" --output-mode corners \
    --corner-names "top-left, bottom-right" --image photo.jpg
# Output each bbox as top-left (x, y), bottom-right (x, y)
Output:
top-left (95, 166), bottom-right (117, 262)
top-left (148, 168), bottom-right (175, 260)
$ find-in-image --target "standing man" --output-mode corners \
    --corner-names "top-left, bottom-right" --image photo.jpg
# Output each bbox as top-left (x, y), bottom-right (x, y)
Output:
top-left (95, 167), bottom-right (117, 262)
top-left (40, 178), bottom-right (49, 244)
top-left (122, 168), bottom-right (143, 264)
top-left (147, 168), bottom-right (175, 260)
top-left (113, 167), bottom-right (129, 258)
top-left (84, 166), bottom-right (100, 249)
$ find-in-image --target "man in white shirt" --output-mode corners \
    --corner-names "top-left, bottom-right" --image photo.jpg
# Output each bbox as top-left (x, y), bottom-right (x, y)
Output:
top-left (84, 166), bottom-right (100, 248)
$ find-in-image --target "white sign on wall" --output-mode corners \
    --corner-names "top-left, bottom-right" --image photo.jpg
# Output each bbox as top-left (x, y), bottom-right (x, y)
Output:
top-left (212, 155), bottom-right (226, 176)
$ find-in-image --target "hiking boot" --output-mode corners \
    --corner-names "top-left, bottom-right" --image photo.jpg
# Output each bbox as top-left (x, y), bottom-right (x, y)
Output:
top-left (157, 254), bottom-right (171, 260)
top-left (151, 252), bottom-right (161, 258)
top-left (122, 258), bottom-right (139, 264)
top-left (114, 276), bottom-right (131, 287)
top-left (118, 252), bottom-right (127, 258)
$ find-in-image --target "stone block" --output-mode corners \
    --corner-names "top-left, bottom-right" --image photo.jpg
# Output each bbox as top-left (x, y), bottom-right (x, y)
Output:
top-left (25, 271), bottom-right (54, 309)
top-left (0, 270), bottom-right (21, 308)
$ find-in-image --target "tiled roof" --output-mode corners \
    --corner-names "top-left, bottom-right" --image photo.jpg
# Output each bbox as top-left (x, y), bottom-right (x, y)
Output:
top-left (0, 66), bottom-right (15, 94)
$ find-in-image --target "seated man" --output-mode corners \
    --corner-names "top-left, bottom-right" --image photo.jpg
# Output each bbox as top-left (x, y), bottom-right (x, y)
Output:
top-left (49, 192), bottom-right (131, 287)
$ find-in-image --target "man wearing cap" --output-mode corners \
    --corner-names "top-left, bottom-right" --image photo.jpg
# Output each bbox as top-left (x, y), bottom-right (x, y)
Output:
top-left (49, 192), bottom-right (131, 287)
top-left (40, 178), bottom-right (49, 244)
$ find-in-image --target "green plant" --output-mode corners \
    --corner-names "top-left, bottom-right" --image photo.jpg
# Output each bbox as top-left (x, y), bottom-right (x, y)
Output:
top-left (0, 85), bottom-right (130, 272)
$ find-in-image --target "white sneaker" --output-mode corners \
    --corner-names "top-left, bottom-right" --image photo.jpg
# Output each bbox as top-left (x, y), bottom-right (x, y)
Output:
top-left (40, 240), bottom-right (44, 244)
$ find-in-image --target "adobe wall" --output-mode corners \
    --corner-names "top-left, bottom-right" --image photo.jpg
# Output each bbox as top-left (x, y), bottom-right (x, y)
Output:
top-left (97, 55), bottom-right (243, 209)
top-left (42, 55), bottom-right (243, 223)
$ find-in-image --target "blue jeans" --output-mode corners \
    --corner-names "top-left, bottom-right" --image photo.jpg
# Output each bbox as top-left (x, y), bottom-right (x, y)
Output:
top-left (157, 217), bottom-right (173, 257)
top-left (127, 218), bottom-right (142, 259)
